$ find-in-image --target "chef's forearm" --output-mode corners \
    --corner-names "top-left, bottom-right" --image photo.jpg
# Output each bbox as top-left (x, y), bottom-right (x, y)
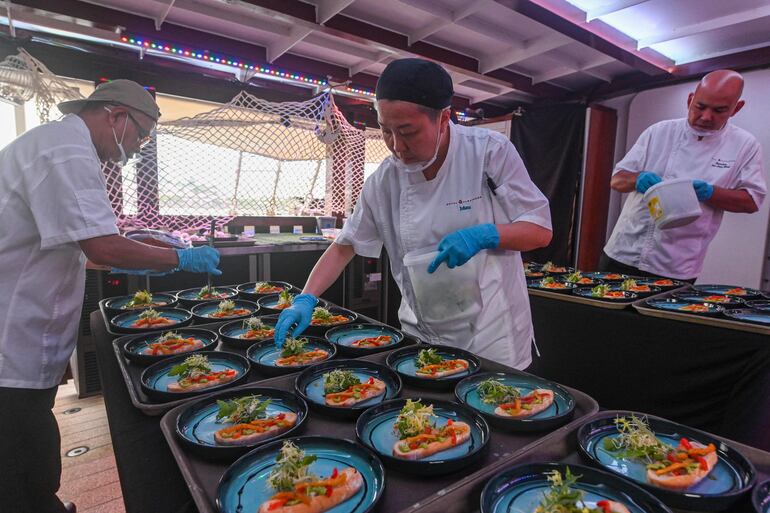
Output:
top-left (705, 187), bottom-right (758, 213)
top-left (79, 234), bottom-right (179, 269)
top-left (610, 170), bottom-right (638, 193)
top-left (302, 242), bottom-right (356, 297)
top-left (496, 222), bottom-right (552, 252)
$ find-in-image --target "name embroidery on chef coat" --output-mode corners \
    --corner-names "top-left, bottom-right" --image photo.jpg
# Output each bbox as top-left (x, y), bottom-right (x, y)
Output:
top-left (710, 158), bottom-right (735, 169)
top-left (446, 195), bottom-right (482, 212)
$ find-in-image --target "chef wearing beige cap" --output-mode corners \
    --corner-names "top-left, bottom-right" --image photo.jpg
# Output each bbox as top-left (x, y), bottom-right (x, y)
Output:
top-left (0, 79), bottom-right (220, 513)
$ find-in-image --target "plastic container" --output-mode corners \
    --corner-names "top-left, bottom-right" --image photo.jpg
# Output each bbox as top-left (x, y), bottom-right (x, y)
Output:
top-left (403, 247), bottom-right (482, 324)
top-left (643, 177), bottom-right (702, 229)
top-left (316, 216), bottom-right (337, 233)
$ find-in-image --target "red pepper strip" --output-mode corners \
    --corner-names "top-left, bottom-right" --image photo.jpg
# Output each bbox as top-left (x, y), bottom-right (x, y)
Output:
top-left (680, 438), bottom-right (692, 450)
top-left (695, 455), bottom-right (708, 470)
top-left (325, 485), bottom-right (333, 497)
top-left (331, 467), bottom-right (338, 479)
top-left (667, 452), bottom-right (678, 463)
top-left (596, 500), bottom-right (611, 513)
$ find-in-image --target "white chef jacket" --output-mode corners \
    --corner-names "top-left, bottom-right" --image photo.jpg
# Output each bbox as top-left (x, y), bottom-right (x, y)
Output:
top-left (0, 114), bottom-right (119, 389)
top-left (605, 119), bottom-right (766, 280)
top-left (337, 122), bottom-right (552, 369)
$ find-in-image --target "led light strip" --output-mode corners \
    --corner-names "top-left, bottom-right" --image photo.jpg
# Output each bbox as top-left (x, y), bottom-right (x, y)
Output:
top-left (120, 35), bottom-right (378, 99)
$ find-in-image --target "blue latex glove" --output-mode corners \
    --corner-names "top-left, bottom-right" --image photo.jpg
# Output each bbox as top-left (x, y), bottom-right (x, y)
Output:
top-left (175, 246), bottom-right (222, 275)
top-left (635, 171), bottom-right (663, 193)
top-left (427, 223), bottom-right (500, 273)
top-left (110, 268), bottom-right (172, 276)
top-left (693, 180), bottom-right (714, 201)
top-left (274, 293), bottom-right (318, 347)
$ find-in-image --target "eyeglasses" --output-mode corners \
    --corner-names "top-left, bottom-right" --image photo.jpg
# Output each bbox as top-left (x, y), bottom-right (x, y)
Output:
top-left (125, 110), bottom-right (154, 146)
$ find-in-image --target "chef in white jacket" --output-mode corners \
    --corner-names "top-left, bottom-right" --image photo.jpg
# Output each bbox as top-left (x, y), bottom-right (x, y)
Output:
top-left (274, 58), bottom-right (552, 369)
top-left (602, 70), bottom-right (766, 281)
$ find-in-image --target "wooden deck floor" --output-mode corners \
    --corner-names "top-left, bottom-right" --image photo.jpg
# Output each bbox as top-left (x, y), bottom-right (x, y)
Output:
top-left (54, 381), bottom-right (126, 513)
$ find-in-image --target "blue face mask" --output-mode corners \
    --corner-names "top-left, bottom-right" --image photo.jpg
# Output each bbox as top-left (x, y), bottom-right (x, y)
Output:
top-left (104, 106), bottom-right (130, 166)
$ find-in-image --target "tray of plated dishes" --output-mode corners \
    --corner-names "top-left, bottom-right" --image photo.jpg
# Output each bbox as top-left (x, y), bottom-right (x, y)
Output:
top-left (158, 349), bottom-right (600, 513)
top-left (99, 282), bottom-right (306, 336)
top-left (633, 286), bottom-right (770, 336)
top-left (527, 272), bottom-right (678, 310)
top-left (111, 306), bottom-right (412, 415)
top-left (400, 410), bottom-right (769, 513)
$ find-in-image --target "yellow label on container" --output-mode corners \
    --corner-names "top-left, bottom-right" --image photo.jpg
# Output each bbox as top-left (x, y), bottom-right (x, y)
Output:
top-left (648, 197), bottom-right (664, 221)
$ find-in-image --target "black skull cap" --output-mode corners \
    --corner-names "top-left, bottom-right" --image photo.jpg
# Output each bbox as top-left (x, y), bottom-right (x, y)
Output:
top-left (375, 58), bottom-right (453, 110)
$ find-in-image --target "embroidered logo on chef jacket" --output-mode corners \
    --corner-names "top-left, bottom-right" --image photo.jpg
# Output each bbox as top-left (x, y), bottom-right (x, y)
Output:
top-left (446, 195), bottom-right (482, 212)
top-left (710, 158), bottom-right (735, 169)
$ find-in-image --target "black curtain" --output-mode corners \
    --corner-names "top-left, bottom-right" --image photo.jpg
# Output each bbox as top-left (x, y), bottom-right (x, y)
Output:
top-left (510, 103), bottom-right (585, 266)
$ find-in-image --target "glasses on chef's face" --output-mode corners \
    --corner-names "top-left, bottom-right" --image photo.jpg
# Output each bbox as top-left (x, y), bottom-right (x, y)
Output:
top-left (125, 110), bottom-right (155, 147)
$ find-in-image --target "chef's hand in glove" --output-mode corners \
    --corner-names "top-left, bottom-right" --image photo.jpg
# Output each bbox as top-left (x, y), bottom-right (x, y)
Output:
top-left (175, 246), bottom-right (222, 275)
top-left (693, 180), bottom-right (714, 201)
top-left (274, 293), bottom-right (319, 347)
top-left (635, 172), bottom-right (663, 194)
top-left (428, 223), bottom-right (500, 273)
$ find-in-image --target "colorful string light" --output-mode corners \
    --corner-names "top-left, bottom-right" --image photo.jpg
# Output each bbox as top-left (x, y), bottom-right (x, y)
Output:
top-left (120, 35), bottom-right (329, 87)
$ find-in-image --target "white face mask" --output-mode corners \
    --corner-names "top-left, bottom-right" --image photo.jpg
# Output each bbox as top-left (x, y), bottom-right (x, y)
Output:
top-left (104, 106), bottom-right (131, 166)
top-left (391, 111), bottom-right (445, 174)
top-left (687, 119), bottom-right (728, 138)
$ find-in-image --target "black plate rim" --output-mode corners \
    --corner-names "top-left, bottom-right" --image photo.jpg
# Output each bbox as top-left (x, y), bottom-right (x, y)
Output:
top-left (694, 284), bottom-right (763, 298)
top-left (722, 308), bottom-right (770, 325)
top-left (324, 323), bottom-right (406, 355)
top-left (573, 286), bottom-right (638, 300)
top-left (479, 461), bottom-right (673, 513)
top-left (190, 299), bottom-right (260, 322)
top-left (104, 292), bottom-right (179, 313)
top-left (109, 307), bottom-right (193, 333)
top-left (751, 478), bottom-right (770, 513)
top-left (121, 327), bottom-right (219, 365)
top-left (582, 271), bottom-right (629, 282)
top-left (293, 359), bottom-right (403, 418)
top-left (526, 278), bottom-right (578, 293)
top-left (235, 281), bottom-right (295, 296)
top-left (255, 293), bottom-right (329, 313)
top-left (304, 305), bottom-right (359, 331)
top-left (355, 396), bottom-right (490, 475)
top-left (645, 298), bottom-right (725, 315)
top-left (576, 411), bottom-right (757, 509)
top-left (218, 315), bottom-right (280, 347)
top-left (215, 434), bottom-right (386, 513)
top-left (139, 350), bottom-right (251, 402)
top-left (174, 385), bottom-right (309, 457)
top-left (176, 286), bottom-right (239, 303)
top-left (245, 336), bottom-right (338, 375)
top-left (384, 344), bottom-right (482, 389)
top-left (454, 370), bottom-right (576, 431)
top-left (672, 291), bottom-right (744, 306)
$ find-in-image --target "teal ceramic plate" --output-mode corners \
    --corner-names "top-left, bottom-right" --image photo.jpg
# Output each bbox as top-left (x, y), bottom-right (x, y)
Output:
top-left (216, 436), bottom-right (385, 513)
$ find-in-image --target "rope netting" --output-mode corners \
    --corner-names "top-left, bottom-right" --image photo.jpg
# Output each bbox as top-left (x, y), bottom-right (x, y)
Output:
top-left (106, 90), bottom-right (391, 231)
top-left (0, 49), bottom-right (82, 121)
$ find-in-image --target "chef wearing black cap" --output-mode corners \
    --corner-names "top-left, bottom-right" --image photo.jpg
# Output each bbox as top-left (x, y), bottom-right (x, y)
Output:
top-left (275, 58), bottom-right (552, 368)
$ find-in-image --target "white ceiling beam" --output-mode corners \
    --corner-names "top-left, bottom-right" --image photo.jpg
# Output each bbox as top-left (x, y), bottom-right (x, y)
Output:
top-left (532, 54), bottom-right (615, 84)
top-left (348, 51), bottom-right (392, 76)
top-left (397, 0), bottom-right (454, 22)
top-left (478, 34), bottom-right (571, 74)
top-left (304, 33), bottom-right (386, 61)
top-left (404, 0), bottom-right (490, 45)
top-left (585, 0), bottom-right (651, 21)
top-left (154, 0), bottom-right (176, 30)
top-left (315, 0), bottom-right (356, 25)
top-left (408, 18), bottom-right (451, 46)
top-left (170, 0), bottom-right (291, 36)
top-left (532, 65), bottom-right (577, 84)
top-left (266, 26), bottom-right (314, 62)
top-left (637, 5), bottom-right (770, 49)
